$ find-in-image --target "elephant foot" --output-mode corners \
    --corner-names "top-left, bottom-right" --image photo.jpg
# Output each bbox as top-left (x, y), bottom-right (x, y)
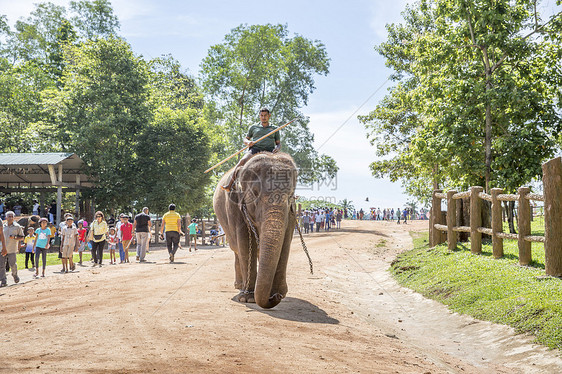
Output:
top-left (236, 291), bottom-right (255, 304)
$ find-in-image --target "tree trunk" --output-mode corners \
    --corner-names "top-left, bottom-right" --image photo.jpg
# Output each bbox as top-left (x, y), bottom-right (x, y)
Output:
top-left (481, 199), bottom-right (492, 240)
top-left (505, 201), bottom-right (517, 234)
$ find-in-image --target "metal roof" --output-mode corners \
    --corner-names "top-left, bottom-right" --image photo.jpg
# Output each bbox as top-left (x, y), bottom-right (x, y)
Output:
top-left (0, 153), bottom-right (77, 166)
top-left (0, 153), bottom-right (93, 188)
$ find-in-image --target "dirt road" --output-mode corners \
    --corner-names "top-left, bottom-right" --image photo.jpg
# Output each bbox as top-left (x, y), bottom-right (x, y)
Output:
top-left (1, 220), bottom-right (560, 373)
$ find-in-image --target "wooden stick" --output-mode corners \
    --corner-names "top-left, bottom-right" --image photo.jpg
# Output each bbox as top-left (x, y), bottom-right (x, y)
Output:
top-left (204, 118), bottom-right (298, 174)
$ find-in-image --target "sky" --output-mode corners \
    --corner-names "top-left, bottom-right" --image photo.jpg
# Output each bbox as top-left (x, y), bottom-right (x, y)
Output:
top-left (5, 0), bottom-right (555, 212)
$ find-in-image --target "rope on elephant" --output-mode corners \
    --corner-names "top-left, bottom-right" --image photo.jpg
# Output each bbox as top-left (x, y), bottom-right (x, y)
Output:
top-left (294, 218), bottom-right (314, 275)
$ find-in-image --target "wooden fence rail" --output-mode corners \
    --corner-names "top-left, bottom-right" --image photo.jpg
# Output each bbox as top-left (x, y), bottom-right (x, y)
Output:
top-left (429, 157), bottom-right (562, 277)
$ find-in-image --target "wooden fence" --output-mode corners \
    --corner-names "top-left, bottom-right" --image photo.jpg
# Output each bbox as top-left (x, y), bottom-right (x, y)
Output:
top-left (429, 157), bottom-right (562, 277)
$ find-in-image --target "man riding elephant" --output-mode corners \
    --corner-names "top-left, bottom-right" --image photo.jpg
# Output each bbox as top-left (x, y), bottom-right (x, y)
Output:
top-left (221, 107), bottom-right (281, 192)
top-left (214, 111), bottom-right (298, 308)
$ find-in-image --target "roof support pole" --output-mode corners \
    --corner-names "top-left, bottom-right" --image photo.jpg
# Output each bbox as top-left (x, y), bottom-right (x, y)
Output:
top-left (75, 174), bottom-right (81, 218)
top-left (56, 164), bottom-right (63, 226)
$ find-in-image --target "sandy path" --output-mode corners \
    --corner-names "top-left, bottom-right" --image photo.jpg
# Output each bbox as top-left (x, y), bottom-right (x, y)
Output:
top-left (0, 220), bottom-right (560, 373)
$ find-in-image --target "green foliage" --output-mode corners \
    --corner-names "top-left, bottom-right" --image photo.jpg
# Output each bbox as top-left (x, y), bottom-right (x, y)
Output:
top-left (392, 230), bottom-right (562, 350)
top-left (338, 198), bottom-right (354, 212)
top-left (134, 107), bottom-right (211, 214)
top-left (296, 198), bottom-right (342, 211)
top-left (199, 23), bottom-right (338, 182)
top-left (360, 0), bottom-right (562, 203)
top-left (69, 0), bottom-right (120, 40)
top-left (0, 1), bottom-right (214, 217)
top-left (46, 37), bottom-right (151, 210)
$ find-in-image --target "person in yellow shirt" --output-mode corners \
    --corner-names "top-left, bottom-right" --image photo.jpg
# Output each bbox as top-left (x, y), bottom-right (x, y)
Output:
top-left (160, 204), bottom-right (182, 263)
top-left (22, 227), bottom-right (36, 269)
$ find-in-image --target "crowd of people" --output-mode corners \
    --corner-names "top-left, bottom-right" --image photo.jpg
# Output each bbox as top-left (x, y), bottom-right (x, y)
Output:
top-left (297, 208), bottom-right (344, 233)
top-left (0, 202), bottom-right (229, 287)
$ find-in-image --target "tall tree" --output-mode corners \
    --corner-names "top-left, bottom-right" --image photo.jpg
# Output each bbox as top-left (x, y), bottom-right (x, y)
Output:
top-left (360, 0), bottom-right (562, 204)
top-left (199, 23), bottom-right (338, 183)
top-left (69, 0), bottom-right (120, 40)
top-left (45, 37), bottom-right (152, 210)
top-left (134, 108), bottom-right (211, 214)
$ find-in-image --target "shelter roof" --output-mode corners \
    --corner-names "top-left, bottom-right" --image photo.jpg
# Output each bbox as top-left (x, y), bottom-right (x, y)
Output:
top-left (0, 153), bottom-right (93, 189)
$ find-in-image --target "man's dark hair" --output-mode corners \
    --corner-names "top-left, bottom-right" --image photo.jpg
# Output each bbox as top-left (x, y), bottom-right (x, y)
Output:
top-left (169, 204), bottom-right (176, 211)
top-left (259, 107), bottom-right (270, 114)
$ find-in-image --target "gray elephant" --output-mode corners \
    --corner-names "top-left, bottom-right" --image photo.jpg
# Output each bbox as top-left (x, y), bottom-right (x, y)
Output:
top-left (213, 152), bottom-right (297, 309)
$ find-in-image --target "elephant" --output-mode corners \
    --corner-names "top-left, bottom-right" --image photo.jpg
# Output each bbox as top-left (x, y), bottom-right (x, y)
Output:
top-left (213, 151), bottom-right (297, 309)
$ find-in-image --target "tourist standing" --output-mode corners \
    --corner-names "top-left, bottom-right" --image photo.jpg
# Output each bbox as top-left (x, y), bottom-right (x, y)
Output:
top-left (188, 219), bottom-right (198, 251)
top-left (133, 207), bottom-right (151, 262)
top-left (32, 200), bottom-right (40, 216)
top-left (315, 211), bottom-right (323, 232)
top-left (60, 216), bottom-right (78, 273)
top-left (119, 215), bottom-right (133, 263)
top-left (48, 200), bottom-right (56, 223)
top-left (336, 209), bottom-right (342, 229)
top-left (33, 218), bottom-right (51, 278)
top-left (76, 220), bottom-right (88, 265)
top-left (302, 212), bottom-right (310, 234)
top-left (89, 211), bottom-right (108, 267)
top-left (1, 211), bottom-right (24, 286)
top-left (160, 204), bottom-right (182, 263)
top-left (22, 227), bottom-right (36, 269)
top-left (107, 227), bottom-right (118, 265)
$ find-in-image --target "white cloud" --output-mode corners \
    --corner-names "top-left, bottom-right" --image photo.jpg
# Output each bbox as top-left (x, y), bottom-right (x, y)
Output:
top-left (0, 0), bottom-right (68, 24)
top-left (368, 0), bottom-right (416, 40)
top-left (110, 0), bottom-right (155, 21)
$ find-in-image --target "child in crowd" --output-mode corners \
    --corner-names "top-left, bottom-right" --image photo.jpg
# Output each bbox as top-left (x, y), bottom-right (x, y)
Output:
top-left (119, 215), bottom-right (133, 263)
top-left (33, 218), bottom-right (51, 278)
top-left (188, 219), bottom-right (198, 251)
top-left (107, 227), bottom-right (117, 265)
top-left (77, 220), bottom-right (88, 265)
top-left (60, 216), bottom-right (78, 273)
top-left (22, 227), bottom-right (36, 269)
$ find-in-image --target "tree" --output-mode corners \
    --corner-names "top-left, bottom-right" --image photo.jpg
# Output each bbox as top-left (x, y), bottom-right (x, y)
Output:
top-left (199, 23), bottom-right (338, 182)
top-left (338, 198), bottom-right (354, 218)
top-left (134, 108), bottom-right (211, 214)
top-left (69, 0), bottom-right (120, 40)
top-left (45, 37), bottom-right (152, 210)
top-left (360, 0), bottom-right (562, 205)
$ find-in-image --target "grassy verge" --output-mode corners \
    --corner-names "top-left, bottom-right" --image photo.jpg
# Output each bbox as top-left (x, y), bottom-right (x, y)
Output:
top-left (390, 230), bottom-right (562, 350)
top-left (12, 251), bottom-right (138, 268)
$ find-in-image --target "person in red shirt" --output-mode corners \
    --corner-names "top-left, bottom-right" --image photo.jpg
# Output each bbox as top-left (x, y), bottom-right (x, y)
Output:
top-left (77, 220), bottom-right (88, 265)
top-left (119, 215), bottom-right (134, 263)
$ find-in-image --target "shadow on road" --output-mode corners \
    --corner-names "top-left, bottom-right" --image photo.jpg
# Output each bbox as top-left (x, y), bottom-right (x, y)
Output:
top-left (242, 297), bottom-right (339, 324)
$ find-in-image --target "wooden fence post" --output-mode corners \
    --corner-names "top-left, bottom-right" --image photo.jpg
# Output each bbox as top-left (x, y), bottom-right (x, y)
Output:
top-left (518, 186), bottom-right (532, 266)
top-left (431, 190), bottom-right (444, 246)
top-left (542, 157), bottom-right (562, 277)
top-left (491, 188), bottom-right (504, 259)
top-left (470, 186), bottom-right (483, 254)
top-left (447, 190), bottom-right (457, 250)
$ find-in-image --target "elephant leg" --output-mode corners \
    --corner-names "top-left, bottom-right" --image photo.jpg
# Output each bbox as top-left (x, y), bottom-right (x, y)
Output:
top-left (233, 252), bottom-right (243, 290)
top-left (234, 225), bottom-right (258, 304)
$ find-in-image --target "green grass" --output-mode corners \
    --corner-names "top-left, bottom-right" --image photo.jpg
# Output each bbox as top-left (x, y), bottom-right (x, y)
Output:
top-left (391, 230), bottom-right (562, 350)
top-left (13, 251), bottom-right (137, 268)
top-left (502, 215), bottom-right (545, 236)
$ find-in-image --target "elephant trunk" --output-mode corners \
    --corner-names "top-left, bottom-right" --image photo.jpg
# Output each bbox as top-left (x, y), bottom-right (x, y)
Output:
top-left (254, 206), bottom-right (288, 309)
